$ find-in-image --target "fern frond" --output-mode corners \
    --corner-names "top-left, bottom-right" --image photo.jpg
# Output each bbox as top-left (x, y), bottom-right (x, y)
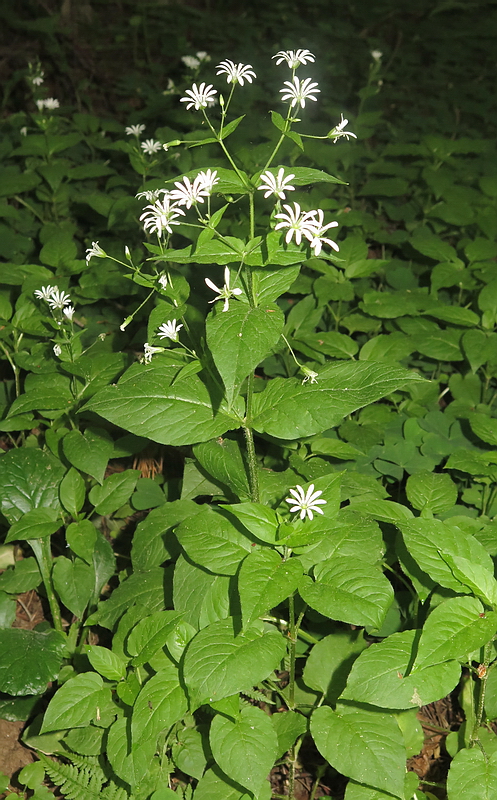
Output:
top-left (39, 753), bottom-right (105, 800)
top-left (241, 689), bottom-right (276, 705)
top-left (101, 785), bottom-right (132, 800)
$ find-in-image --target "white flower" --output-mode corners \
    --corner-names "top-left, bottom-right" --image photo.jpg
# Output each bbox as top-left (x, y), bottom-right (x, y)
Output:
top-left (272, 49), bottom-right (315, 68)
top-left (34, 285), bottom-right (56, 302)
top-left (371, 50), bottom-right (383, 62)
top-left (46, 288), bottom-right (71, 310)
top-left (157, 319), bottom-right (183, 341)
top-left (258, 168), bottom-right (296, 200)
top-left (285, 484), bottom-right (326, 521)
top-left (63, 305), bottom-right (75, 321)
top-left (170, 173), bottom-right (212, 208)
top-left (141, 139), bottom-right (162, 155)
top-left (329, 114), bottom-right (357, 143)
top-left (280, 76), bottom-right (320, 109)
top-left (53, 344), bottom-right (62, 357)
top-left (31, 73), bottom-right (44, 86)
top-left (196, 168), bottom-right (219, 194)
top-left (182, 55), bottom-right (200, 69)
top-left (125, 124), bottom-right (146, 136)
top-left (86, 241), bottom-right (107, 264)
top-left (205, 266), bottom-right (243, 312)
top-left (180, 82), bottom-right (218, 111)
top-left (140, 194), bottom-right (185, 236)
top-left (301, 366), bottom-right (319, 384)
top-left (20, 127), bottom-right (28, 136)
top-left (196, 51), bottom-right (210, 62)
top-left (307, 209), bottom-right (339, 256)
top-left (136, 188), bottom-right (165, 202)
top-left (274, 202), bottom-right (319, 246)
top-left (215, 60), bottom-right (256, 86)
top-left (36, 97), bottom-right (59, 111)
top-left (158, 273), bottom-right (168, 290)
top-left (143, 342), bottom-right (164, 363)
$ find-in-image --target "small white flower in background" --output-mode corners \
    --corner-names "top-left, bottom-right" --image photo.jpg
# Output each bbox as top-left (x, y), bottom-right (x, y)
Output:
top-left (143, 343), bottom-right (164, 363)
top-left (162, 143), bottom-right (169, 151)
top-left (136, 188), bottom-right (165, 202)
top-left (170, 172), bottom-right (215, 208)
top-left (20, 127), bottom-right (28, 136)
top-left (46, 288), bottom-right (72, 310)
top-left (330, 114), bottom-right (357, 143)
top-left (307, 209), bottom-right (340, 256)
top-left (272, 49), bottom-right (315, 68)
top-left (182, 55), bottom-right (201, 69)
top-left (196, 51), bottom-right (210, 62)
top-left (371, 50), bottom-right (383, 62)
top-left (205, 266), bottom-right (243, 312)
top-left (180, 82), bottom-right (218, 111)
top-left (286, 484), bottom-right (326, 521)
top-left (163, 78), bottom-right (176, 95)
top-left (215, 60), bottom-right (256, 86)
top-left (280, 76), bottom-right (320, 109)
top-left (31, 73), bottom-right (45, 86)
top-left (140, 194), bottom-right (185, 236)
top-left (158, 273), bottom-right (168, 290)
top-left (63, 305), bottom-right (75, 321)
top-left (125, 123), bottom-right (146, 136)
top-left (141, 139), bottom-right (162, 155)
top-left (85, 241), bottom-right (107, 264)
top-left (37, 97), bottom-right (59, 110)
top-left (274, 202), bottom-right (319, 246)
top-left (34, 286), bottom-right (56, 302)
top-left (157, 319), bottom-right (183, 342)
top-left (53, 344), bottom-right (62, 357)
top-left (301, 366), bottom-right (319, 384)
top-left (258, 168), bottom-right (296, 200)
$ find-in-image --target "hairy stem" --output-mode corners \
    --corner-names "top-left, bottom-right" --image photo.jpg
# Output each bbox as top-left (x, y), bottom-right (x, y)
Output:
top-left (30, 538), bottom-right (63, 634)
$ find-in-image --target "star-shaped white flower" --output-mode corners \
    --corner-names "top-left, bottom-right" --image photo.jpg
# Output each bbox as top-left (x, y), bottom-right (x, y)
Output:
top-left (280, 76), bottom-right (320, 109)
top-left (170, 173), bottom-right (213, 208)
top-left (272, 49), bottom-right (315, 68)
top-left (46, 288), bottom-right (72, 310)
top-left (63, 305), bottom-right (75, 321)
top-left (307, 209), bottom-right (340, 256)
top-left (182, 55), bottom-right (200, 69)
top-left (143, 343), bottom-right (165, 363)
top-left (32, 73), bottom-right (44, 86)
top-left (139, 194), bottom-right (185, 236)
top-left (180, 82), bottom-right (218, 111)
top-left (285, 484), bottom-right (326, 521)
top-left (36, 97), bottom-right (60, 111)
top-left (258, 168), bottom-right (296, 200)
top-left (125, 124), bottom-right (146, 136)
top-left (34, 285), bottom-right (56, 303)
top-left (205, 266), bottom-right (243, 312)
top-left (215, 60), bottom-right (256, 86)
top-left (85, 241), bottom-right (107, 264)
top-left (196, 169), bottom-right (219, 194)
top-left (141, 139), bottom-right (162, 155)
top-left (274, 202), bottom-right (319, 246)
top-left (157, 319), bottom-right (183, 342)
top-left (329, 114), bottom-right (357, 144)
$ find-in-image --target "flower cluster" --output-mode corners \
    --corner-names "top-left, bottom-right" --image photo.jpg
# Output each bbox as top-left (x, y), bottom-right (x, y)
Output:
top-left (274, 203), bottom-right (339, 256)
top-left (35, 98), bottom-right (60, 111)
top-left (34, 285), bottom-right (72, 311)
top-left (139, 194), bottom-right (185, 237)
top-left (170, 169), bottom-right (219, 208)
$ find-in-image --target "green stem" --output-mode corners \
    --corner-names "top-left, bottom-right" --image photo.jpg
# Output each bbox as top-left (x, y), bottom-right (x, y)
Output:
top-left (309, 763), bottom-right (327, 800)
top-left (287, 592), bottom-right (296, 710)
top-left (470, 640), bottom-right (495, 752)
top-left (30, 538), bottom-right (63, 634)
top-left (243, 425), bottom-right (259, 504)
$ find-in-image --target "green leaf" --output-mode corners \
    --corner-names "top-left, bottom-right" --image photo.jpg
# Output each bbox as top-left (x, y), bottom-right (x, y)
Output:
top-left (299, 556), bottom-right (394, 629)
top-left (41, 673), bottom-right (112, 732)
top-left (62, 427), bottom-right (114, 484)
top-left (87, 363), bottom-right (239, 446)
top-left (106, 716), bottom-right (154, 789)
top-left (210, 705), bottom-right (278, 794)
top-left (410, 227), bottom-right (459, 263)
top-left (52, 556), bottom-right (95, 617)
top-left (422, 305), bottom-right (480, 327)
top-left (5, 508), bottom-right (60, 542)
top-left (132, 663), bottom-right (188, 747)
top-left (467, 413), bottom-right (497, 447)
top-left (131, 499), bottom-right (200, 571)
top-left (406, 470), bottom-right (457, 514)
top-left (293, 509), bottom-right (384, 572)
top-left (66, 520), bottom-right (97, 564)
top-left (206, 303), bottom-right (284, 407)
top-left (87, 567), bottom-right (168, 630)
top-left (173, 554), bottom-right (231, 629)
top-left (358, 177), bottom-right (409, 196)
top-left (251, 264), bottom-right (301, 302)
top-left (193, 765), bottom-right (252, 800)
top-left (193, 439), bottom-right (250, 501)
top-left (447, 749), bottom-right (497, 800)
top-left (171, 726), bottom-right (208, 780)
top-left (311, 705), bottom-right (406, 798)
top-left (86, 645), bottom-right (127, 681)
top-left (0, 557), bottom-right (41, 593)
top-left (251, 361), bottom-right (423, 439)
top-left (347, 498), bottom-right (414, 524)
top-left (340, 629), bottom-right (461, 709)
top-left (303, 630), bottom-right (368, 704)
top-left (175, 505), bottom-right (252, 575)
top-left (238, 549), bottom-right (303, 629)
top-left (272, 711), bottom-right (307, 759)
top-left (222, 503), bottom-right (279, 544)
top-left (182, 618), bottom-right (286, 709)
top-left (415, 597), bottom-right (497, 669)
top-left (88, 469), bottom-right (140, 515)
top-left (127, 610), bottom-right (182, 666)
top-left (59, 467), bottom-right (86, 517)
top-left (0, 448), bottom-right (65, 524)
top-left (0, 628), bottom-right (65, 695)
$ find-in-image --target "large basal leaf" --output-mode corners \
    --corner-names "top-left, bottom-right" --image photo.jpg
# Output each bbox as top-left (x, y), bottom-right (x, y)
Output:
top-left (447, 748), bottom-right (497, 800)
top-left (106, 716), bottom-right (155, 789)
top-left (299, 555), bottom-right (394, 629)
top-left (206, 303), bottom-right (284, 407)
top-left (340, 630), bottom-right (461, 709)
top-left (0, 448), bottom-right (65, 524)
top-left (86, 363), bottom-right (240, 446)
top-left (41, 673), bottom-right (113, 732)
top-left (293, 510), bottom-right (385, 572)
top-left (0, 628), bottom-right (66, 696)
top-left (174, 505), bottom-right (252, 575)
top-left (182, 618), bottom-right (286, 709)
top-left (311, 705), bottom-right (406, 799)
top-left (210, 705), bottom-right (278, 795)
top-left (173, 554), bottom-right (232, 629)
top-left (251, 361), bottom-right (423, 439)
top-left (405, 470), bottom-right (457, 514)
top-left (132, 663), bottom-right (188, 747)
top-left (238, 549), bottom-right (303, 629)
